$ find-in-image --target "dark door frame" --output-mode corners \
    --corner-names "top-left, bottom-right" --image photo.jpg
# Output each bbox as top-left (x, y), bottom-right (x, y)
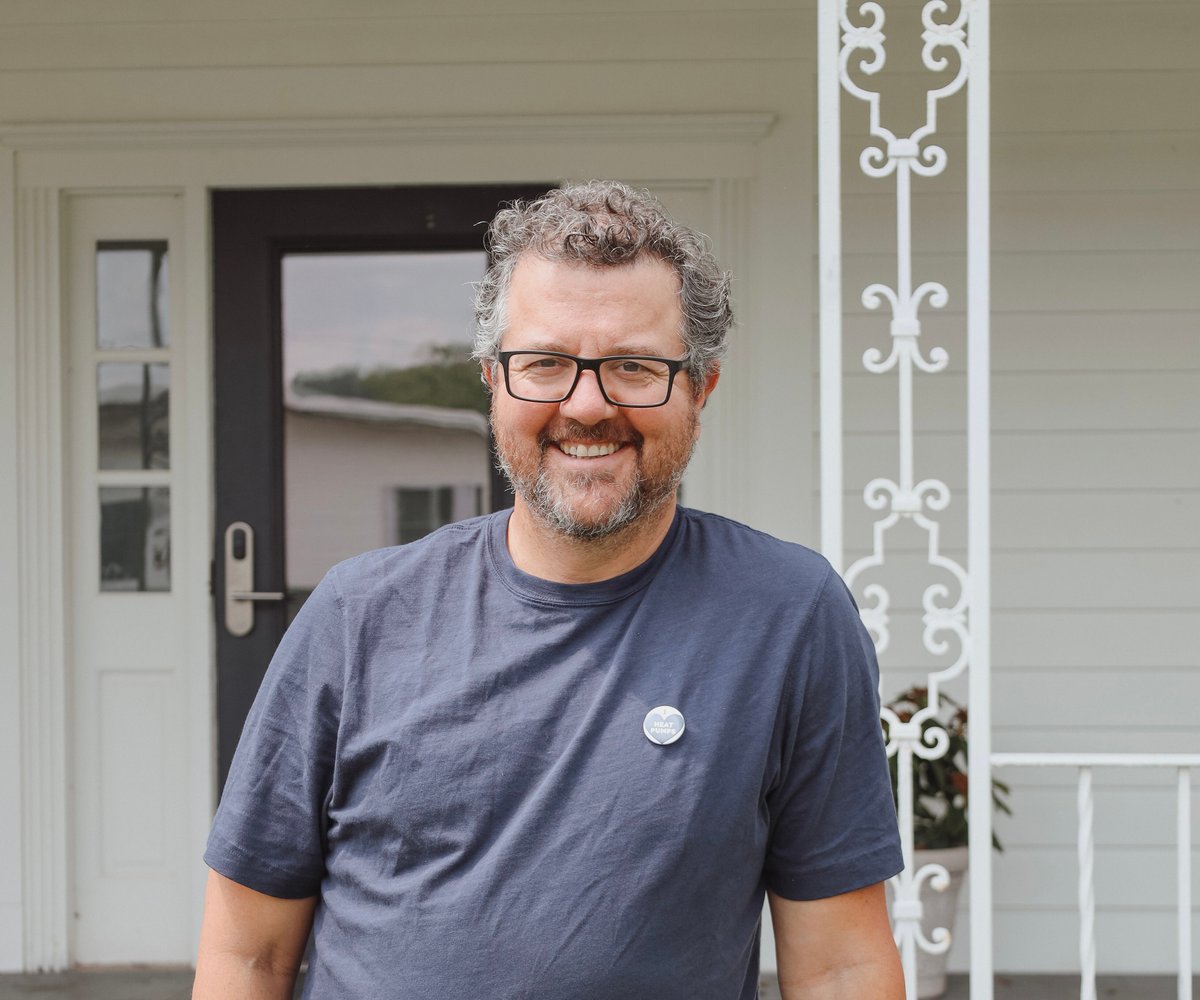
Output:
top-left (211, 184), bottom-right (549, 788)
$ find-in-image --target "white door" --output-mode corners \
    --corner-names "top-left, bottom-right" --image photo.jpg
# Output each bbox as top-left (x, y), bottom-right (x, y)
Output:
top-left (65, 194), bottom-right (198, 963)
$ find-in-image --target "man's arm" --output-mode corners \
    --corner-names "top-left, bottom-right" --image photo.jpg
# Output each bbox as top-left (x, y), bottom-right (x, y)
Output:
top-left (193, 869), bottom-right (317, 1000)
top-left (769, 882), bottom-right (903, 1000)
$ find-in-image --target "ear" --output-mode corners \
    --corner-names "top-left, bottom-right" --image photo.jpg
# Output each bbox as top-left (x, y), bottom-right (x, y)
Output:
top-left (481, 359), bottom-right (498, 392)
top-left (696, 365), bottom-right (720, 409)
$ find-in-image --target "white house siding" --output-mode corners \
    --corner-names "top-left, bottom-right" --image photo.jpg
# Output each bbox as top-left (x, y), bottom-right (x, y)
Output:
top-left (0, 0), bottom-right (1194, 975)
top-left (821, 0), bottom-right (1200, 974)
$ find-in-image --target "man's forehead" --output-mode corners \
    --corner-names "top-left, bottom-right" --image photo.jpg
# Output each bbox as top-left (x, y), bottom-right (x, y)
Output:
top-left (508, 256), bottom-right (680, 325)
top-left (504, 255), bottom-right (683, 344)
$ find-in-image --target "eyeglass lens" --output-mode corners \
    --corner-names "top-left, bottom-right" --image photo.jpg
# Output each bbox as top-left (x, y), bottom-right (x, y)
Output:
top-left (505, 353), bottom-right (675, 405)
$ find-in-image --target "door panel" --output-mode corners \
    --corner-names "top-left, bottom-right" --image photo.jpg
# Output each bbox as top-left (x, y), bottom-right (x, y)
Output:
top-left (212, 185), bottom-right (548, 786)
top-left (67, 195), bottom-right (194, 962)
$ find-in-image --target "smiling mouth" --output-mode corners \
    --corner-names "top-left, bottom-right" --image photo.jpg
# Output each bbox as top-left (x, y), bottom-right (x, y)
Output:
top-left (557, 442), bottom-right (622, 458)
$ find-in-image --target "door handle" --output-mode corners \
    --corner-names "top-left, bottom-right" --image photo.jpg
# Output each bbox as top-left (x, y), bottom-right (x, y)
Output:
top-left (224, 521), bottom-right (284, 637)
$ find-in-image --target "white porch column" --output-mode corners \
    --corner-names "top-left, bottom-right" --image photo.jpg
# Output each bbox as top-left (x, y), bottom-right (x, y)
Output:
top-left (965, 5), bottom-right (993, 997)
top-left (817, 2), bottom-right (992, 997)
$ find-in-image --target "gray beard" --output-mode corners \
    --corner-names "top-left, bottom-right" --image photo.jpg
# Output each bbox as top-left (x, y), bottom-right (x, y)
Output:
top-left (496, 445), bottom-right (688, 542)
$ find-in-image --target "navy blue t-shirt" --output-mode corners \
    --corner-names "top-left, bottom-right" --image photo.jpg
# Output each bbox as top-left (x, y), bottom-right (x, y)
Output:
top-left (205, 507), bottom-right (901, 999)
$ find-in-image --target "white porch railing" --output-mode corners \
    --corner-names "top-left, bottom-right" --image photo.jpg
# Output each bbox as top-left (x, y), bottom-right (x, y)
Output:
top-left (991, 754), bottom-right (1199, 1000)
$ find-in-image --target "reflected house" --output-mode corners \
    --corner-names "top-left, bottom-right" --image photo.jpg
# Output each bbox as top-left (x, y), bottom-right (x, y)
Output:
top-left (279, 253), bottom-right (494, 601)
top-left (97, 363), bottom-right (171, 591)
top-left (283, 386), bottom-right (492, 600)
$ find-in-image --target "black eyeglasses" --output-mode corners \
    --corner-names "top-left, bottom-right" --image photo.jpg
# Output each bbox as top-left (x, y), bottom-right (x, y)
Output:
top-left (496, 351), bottom-right (690, 408)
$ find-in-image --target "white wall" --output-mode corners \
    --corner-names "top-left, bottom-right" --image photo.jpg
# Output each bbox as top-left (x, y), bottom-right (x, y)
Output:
top-left (0, 0), bottom-right (1194, 976)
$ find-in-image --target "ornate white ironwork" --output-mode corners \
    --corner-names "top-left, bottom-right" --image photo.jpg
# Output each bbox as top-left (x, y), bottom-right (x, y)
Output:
top-left (822, 11), bottom-right (1194, 995)
top-left (826, 2), bottom-right (981, 994)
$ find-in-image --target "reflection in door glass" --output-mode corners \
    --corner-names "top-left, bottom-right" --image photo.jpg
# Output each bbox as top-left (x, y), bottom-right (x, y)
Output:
top-left (395, 485), bottom-right (484, 545)
top-left (100, 486), bottom-right (170, 592)
top-left (281, 252), bottom-right (490, 609)
top-left (96, 242), bottom-right (170, 349)
top-left (97, 362), bottom-right (170, 470)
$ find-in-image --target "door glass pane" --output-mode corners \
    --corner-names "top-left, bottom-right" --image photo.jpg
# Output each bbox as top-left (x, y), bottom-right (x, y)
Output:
top-left (281, 251), bottom-right (490, 608)
top-left (96, 242), bottom-right (170, 349)
top-left (97, 362), bottom-right (170, 469)
top-left (100, 486), bottom-right (170, 592)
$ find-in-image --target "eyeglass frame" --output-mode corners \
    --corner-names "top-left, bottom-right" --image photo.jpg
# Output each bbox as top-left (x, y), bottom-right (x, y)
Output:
top-left (495, 350), bottom-right (691, 409)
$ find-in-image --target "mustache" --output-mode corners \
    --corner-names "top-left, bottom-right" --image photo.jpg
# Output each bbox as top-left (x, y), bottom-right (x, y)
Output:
top-left (539, 420), bottom-right (643, 448)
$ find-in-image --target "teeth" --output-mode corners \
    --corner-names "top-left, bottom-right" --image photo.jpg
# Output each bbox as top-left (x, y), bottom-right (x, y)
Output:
top-left (558, 442), bottom-right (620, 458)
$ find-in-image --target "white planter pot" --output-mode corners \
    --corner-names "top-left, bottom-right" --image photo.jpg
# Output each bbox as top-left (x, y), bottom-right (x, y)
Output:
top-left (887, 845), bottom-right (970, 999)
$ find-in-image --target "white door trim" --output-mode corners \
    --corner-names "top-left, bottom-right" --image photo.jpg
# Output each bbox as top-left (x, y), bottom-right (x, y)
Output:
top-left (0, 145), bottom-right (23, 971)
top-left (14, 185), bottom-right (71, 971)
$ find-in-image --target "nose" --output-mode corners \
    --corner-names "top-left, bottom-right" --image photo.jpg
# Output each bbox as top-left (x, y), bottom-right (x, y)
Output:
top-left (559, 368), bottom-right (618, 424)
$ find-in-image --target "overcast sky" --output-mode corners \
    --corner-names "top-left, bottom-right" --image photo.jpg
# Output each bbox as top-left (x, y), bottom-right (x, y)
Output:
top-left (282, 251), bottom-right (486, 384)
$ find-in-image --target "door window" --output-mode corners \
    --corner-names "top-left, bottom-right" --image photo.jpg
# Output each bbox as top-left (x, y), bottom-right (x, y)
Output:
top-left (94, 241), bottom-right (172, 592)
top-left (280, 250), bottom-right (490, 607)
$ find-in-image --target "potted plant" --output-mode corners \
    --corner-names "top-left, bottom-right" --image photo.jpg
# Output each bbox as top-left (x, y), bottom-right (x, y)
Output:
top-left (884, 686), bottom-right (1012, 998)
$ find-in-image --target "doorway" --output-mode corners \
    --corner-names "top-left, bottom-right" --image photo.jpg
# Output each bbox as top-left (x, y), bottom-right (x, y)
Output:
top-left (211, 184), bottom-right (549, 786)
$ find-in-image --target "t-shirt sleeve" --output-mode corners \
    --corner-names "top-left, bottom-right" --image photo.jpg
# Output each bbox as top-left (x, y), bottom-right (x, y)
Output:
top-left (204, 568), bottom-right (347, 899)
top-left (763, 568), bottom-right (903, 900)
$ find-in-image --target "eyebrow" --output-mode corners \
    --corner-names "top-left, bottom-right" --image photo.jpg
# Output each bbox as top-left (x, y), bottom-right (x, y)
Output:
top-left (515, 343), bottom-right (681, 358)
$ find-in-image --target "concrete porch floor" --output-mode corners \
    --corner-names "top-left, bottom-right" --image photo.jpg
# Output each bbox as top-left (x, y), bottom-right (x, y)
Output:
top-left (0, 971), bottom-right (1196, 998)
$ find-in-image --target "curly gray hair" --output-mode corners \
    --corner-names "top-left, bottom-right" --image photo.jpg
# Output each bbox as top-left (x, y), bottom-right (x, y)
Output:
top-left (473, 181), bottom-right (732, 391)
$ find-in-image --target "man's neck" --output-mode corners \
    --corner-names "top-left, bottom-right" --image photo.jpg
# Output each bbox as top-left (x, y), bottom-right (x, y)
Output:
top-left (505, 499), bottom-right (678, 584)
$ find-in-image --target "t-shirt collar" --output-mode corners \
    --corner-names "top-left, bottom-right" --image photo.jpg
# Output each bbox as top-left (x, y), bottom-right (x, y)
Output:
top-left (486, 506), bottom-right (684, 607)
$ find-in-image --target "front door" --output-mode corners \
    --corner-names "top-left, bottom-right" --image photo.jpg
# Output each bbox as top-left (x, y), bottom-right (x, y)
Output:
top-left (212, 185), bottom-right (548, 786)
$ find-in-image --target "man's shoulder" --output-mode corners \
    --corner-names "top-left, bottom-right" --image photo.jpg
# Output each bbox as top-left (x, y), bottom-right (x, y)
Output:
top-left (672, 508), bottom-right (865, 656)
top-left (677, 507), bottom-right (833, 585)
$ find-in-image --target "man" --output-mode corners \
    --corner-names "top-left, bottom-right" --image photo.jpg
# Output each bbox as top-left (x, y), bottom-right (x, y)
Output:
top-left (195, 181), bottom-right (904, 999)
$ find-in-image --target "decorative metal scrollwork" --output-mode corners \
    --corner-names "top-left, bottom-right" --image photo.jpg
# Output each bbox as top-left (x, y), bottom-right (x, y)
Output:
top-left (836, 0), bottom-right (978, 986)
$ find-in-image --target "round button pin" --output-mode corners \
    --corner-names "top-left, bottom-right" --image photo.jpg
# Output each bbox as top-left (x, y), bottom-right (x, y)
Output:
top-left (643, 706), bottom-right (685, 746)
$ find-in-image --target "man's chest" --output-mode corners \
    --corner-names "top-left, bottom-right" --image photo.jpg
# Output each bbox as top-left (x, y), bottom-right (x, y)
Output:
top-left (324, 618), bottom-right (787, 886)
